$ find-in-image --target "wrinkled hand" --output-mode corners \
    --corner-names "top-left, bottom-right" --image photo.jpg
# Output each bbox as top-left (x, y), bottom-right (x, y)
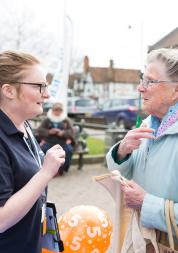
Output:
top-left (56, 129), bottom-right (64, 137)
top-left (66, 139), bottom-right (72, 144)
top-left (121, 180), bottom-right (146, 210)
top-left (42, 144), bottom-right (65, 179)
top-left (48, 128), bottom-right (59, 135)
top-left (118, 127), bottom-right (155, 159)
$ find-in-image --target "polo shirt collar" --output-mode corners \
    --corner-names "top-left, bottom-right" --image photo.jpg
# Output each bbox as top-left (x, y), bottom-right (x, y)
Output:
top-left (0, 109), bottom-right (23, 136)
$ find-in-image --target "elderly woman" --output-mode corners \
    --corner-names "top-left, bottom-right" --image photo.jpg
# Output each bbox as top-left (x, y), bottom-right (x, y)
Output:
top-left (0, 51), bottom-right (65, 253)
top-left (106, 48), bottom-right (178, 252)
top-left (37, 102), bottom-right (75, 174)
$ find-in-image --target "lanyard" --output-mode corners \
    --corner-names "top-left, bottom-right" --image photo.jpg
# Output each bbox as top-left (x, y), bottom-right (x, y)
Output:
top-left (23, 122), bottom-right (46, 223)
top-left (23, 123), bottom-right (42, 168)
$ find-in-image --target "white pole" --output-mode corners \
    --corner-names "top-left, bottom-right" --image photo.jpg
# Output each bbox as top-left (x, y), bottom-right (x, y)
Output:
top-left (59, 14), bottom-right (73, 116)
top-left (48, 0), bottom-right (73, 117)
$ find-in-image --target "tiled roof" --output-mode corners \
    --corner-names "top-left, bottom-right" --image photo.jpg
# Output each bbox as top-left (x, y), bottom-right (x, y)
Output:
top-left (68, 67), bottom-right (140, 87)
top-left (148, 27), bottom-right (178, 52)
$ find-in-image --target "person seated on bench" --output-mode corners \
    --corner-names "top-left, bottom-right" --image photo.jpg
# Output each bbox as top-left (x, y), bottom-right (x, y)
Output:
top-left (37, 102), bottom-right (75, 174)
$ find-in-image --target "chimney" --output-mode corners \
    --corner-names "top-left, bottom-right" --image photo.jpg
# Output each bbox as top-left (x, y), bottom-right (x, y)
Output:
top-left (107, 59), bottom-right (115, 82)
top-left (109, 59), bottom-right (114, 68)
top-left (83, 56), bottom-right (90, 74)
top-left (46, 72), bottom-right (53, 85)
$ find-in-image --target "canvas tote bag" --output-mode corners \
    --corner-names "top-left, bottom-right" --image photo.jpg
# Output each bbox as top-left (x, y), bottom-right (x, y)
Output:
top-left (121, 200), bottom-right (178, 253)
top-left (121, 210), bottom-right (159, 253)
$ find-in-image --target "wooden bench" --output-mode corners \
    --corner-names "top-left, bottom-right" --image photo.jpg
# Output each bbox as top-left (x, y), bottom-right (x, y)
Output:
top-left (73, 126), bottom-right (89, 170)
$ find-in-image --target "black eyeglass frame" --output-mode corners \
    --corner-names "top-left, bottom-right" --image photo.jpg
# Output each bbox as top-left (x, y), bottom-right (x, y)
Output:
top-left (6, 81), bottom-right (48, 94)
top-left (140, 79), bottom-right (178, 88)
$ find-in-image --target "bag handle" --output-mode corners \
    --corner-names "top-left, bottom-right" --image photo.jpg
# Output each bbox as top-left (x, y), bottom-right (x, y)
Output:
top-left (170, 200), bottom-right (178, 239)
top-left (165, 199), bottom-right (178, 251)
top-left (165, 199), bottom-right (174, 250)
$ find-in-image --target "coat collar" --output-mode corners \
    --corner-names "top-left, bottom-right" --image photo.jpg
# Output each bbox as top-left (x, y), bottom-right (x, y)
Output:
top-left (143, 115), bottom-right (178, 136)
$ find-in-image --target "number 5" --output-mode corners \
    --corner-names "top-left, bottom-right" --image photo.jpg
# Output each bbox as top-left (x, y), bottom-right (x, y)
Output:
top-left (70, 236), bottom-right (82, 250)
top-left (87, 226), bottom-right (101, 238)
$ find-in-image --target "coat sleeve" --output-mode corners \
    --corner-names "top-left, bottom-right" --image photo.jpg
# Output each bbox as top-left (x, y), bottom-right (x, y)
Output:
top-left (62, 118), bottom-right (76, 145)
top-left (106, 142), bottom-right (134, 179)
top-left (36, 118), bottom-right (50, 139)
top-left (141, 193), bottom-right (178, 232)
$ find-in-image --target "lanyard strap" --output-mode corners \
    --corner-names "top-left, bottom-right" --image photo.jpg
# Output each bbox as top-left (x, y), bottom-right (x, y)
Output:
top-left (23, 122), bottom-right (46, 209)
top-left (23, 122), bottom-right (42, 167)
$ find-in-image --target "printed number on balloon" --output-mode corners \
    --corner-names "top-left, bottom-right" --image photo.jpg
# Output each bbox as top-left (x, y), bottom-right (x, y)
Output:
top-left (70, 236), bottom-right (82, 250)
top-left (91, 249), bottom-right (100, 253)
top-left (87, 226), bottom-right (101, 238)
top-left (100, 217), bottom-right (108, 228)
top-left (68, 214), bottom-right (81, 227)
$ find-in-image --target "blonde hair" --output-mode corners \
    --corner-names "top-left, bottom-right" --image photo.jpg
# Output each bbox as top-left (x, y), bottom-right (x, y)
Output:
top-left (147, 48), bottom-right (178, 79)
top-left (0, 50), bottom-right (40, 85)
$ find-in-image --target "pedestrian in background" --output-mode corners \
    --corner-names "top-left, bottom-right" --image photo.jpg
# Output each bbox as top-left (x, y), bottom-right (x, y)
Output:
top-left (37, 102), bottom-right (75, 174)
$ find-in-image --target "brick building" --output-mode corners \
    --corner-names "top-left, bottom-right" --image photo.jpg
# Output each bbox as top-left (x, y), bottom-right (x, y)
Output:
top-left (68, 56), bottom-right (140, 102)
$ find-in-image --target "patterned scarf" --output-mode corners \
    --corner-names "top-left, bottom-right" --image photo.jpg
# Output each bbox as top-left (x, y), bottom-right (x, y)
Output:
top-left (150, 102), bottom-right (178, 138)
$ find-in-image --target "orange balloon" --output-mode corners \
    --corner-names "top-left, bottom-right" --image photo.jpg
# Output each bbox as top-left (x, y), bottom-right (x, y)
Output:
top-left (42, 249), bottom-right (52, 253)
top-left (58, 205), bottom-right (112, 253)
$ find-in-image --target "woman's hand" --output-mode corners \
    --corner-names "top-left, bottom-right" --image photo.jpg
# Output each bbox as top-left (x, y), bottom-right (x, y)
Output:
top-left (121, 180), bottom-right (146, 209)
top-left (56, 129), bottom-right (64, 136)
top-left (41, 144), bottom-right (65, 179)
top-left (48, 128), bottom-right (59, 135)
top-left (118, 126), bottom-right (155, 159)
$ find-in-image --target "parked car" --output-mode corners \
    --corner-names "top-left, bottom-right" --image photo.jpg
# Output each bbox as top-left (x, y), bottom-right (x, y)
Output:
top-left (92, 97), bottom-right (140, 129)
top-left (68, 97), bottom-right (98, 117)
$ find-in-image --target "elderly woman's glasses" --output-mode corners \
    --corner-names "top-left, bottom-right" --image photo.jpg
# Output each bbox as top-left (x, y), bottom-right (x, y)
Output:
top-left (8, 81), bottom-right (48, 94)
top-left (140, 79), bottom-right (178, 88)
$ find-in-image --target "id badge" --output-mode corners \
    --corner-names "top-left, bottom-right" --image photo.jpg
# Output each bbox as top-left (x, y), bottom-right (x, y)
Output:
top-left (41, 203), bottom-right (47, 235)
top-left (41, 203), bottom-right (46, 223)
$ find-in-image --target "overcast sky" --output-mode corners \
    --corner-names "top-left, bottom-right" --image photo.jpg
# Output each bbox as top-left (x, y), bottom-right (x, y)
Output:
top-left (67, 0), bottom-right (178, 69)
top-left (2, 0), bottom-right (178, 70)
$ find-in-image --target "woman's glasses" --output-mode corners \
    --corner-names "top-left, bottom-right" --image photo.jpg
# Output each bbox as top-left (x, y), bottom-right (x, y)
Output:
top-left (7, 81), bottom-right (48, 94)
top-left (140, 79), bottom-right (178, 89)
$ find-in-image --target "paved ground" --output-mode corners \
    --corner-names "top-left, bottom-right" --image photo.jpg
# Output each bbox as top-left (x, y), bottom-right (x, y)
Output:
top-left (48, 163), bottom-right (115, 253)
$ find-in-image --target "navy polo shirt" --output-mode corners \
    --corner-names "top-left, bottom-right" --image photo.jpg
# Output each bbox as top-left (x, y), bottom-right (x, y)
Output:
top-left (0, 110), bottom-right (44, 253)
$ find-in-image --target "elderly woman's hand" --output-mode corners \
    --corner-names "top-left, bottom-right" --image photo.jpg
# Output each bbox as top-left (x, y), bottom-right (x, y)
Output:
top-left (121, 180), bottom-right (146, 210)
top-left (118, 126), bottom-right (155, 159)
top-left (48, 128), bottom-right (59, 135)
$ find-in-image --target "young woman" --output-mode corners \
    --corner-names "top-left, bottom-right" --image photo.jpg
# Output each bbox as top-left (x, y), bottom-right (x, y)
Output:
top-left (0, 51), bottom-right (65, 253)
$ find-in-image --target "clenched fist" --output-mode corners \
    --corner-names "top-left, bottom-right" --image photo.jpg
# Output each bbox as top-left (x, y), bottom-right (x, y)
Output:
top-left (41, 144), bottom-right (65, 179)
